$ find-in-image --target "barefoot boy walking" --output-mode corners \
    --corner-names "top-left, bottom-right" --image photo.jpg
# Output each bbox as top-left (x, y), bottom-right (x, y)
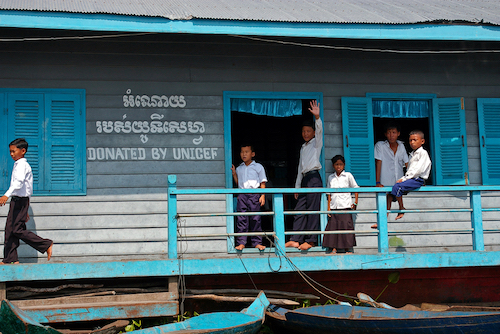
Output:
top-left (0, 138), bottom-right (53, 264)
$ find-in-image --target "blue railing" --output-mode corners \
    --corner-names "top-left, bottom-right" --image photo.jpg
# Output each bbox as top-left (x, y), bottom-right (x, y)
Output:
top-left (167, 175), bottom-right (500, 259)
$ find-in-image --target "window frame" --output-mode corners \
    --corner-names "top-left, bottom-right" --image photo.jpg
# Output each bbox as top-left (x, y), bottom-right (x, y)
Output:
top-left (342, 93), bottom-right (469, 186)
top-left (1, 88), bottom-right (86, 196)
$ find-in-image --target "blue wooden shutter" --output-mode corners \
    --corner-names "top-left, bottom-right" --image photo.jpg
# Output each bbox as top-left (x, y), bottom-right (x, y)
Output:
top-left (432, 97), bottom-right (469, 185)
top-left (45, 93), bottom-right (84, 193)
top-left (8, 93), bottom-right (44, 191)
top-left (477, 98), bottom-right (500, 185)
top-left (341, 97), bottom-right (374, 186)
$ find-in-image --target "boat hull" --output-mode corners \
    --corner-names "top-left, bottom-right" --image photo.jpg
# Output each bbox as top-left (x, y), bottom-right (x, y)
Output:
top-left (133, 291), bottom-right (269, 334)
top-left (266, 304), bottom-right (500, 334)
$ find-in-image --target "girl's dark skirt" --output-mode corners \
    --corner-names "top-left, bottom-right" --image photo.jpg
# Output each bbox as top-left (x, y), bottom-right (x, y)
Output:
top-left (323, 210), bottom-right (356, 249)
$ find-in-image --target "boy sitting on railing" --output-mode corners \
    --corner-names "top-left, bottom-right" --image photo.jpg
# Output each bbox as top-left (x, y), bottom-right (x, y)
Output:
top-left (389, 130), bottom-right (432, 218)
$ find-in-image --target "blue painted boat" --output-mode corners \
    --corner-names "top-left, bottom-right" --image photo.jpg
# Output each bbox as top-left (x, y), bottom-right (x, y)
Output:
top-left (0, 291), bottom-right (269, 334)
top-left (0, 299), bottom-right (62, 334)
top-left (133, 291), bottom-right (269, 333)
top-left (266, 303), bottom-right (500, 334)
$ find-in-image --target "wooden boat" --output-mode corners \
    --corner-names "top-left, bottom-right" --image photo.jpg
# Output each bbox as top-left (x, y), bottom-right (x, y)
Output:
top-left (0, 291), bottom-right (269, 334)
top-left (266, 302), bottom-right (500, 334)
top-left (0, 299), bottom-right (61, 334)
top-left (133, 291), bottom-right (269, 333)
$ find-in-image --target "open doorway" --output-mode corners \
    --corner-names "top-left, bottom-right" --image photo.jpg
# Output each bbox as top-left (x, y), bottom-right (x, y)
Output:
top-left (231, 99), bottom-right (316, 247)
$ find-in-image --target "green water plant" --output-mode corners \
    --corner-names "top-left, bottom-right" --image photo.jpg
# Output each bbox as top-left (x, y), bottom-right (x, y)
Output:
top-left (124, 319), bottom-right (142, 332)
top-left (375, 271), bottom-right (400, 301)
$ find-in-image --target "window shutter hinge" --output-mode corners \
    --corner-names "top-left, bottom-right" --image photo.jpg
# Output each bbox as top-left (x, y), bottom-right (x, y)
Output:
top-left (461, 97), bottom-right (464, 110)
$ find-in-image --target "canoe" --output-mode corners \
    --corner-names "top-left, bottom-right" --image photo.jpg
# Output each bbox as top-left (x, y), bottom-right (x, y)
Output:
top-left (0, 299), bottom-right (61, 334)
top-left (133, 291), bottom-right (269, 333)
top-left (0, 291), bottom-right (269, 334)
top-left (266, 303), bottom-right (500, 334)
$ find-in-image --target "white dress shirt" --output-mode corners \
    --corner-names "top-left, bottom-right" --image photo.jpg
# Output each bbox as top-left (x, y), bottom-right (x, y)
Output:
top-left (374, 140), bottom-right (409, 186)
top-left (295, 118), bottom-right (323, 188)
top-left (401, 146), bottom-right (432, 182)
top-left (236, 161), bottom-right (268, 189)
top-left (4, 158), bottom-right (33, 198)
top-left (328, 171), bottom-right (359, 210)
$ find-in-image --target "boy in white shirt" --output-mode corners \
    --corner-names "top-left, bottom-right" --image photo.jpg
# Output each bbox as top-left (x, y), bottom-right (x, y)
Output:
top-left (231, 144), bottom-right (267, 251)
top-left (285, 100), bottom-right (322, 251)
top-left (374, 123), bottom-right (409, 224)
top-left (390, 130), bottom-right (432, 215)
top-left (0, 138), bottom-right (53, 264)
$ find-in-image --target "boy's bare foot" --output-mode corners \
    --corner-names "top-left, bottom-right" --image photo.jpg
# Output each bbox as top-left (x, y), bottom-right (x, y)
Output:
top-left (371, 224), bottom-right (378, 229)
top-left (47, 243), bottom-right (53, 261)
top-left (235, 244), bottom-right (245, 251)
top-left (298, 242), bottom-right (314, 250)
top-left (285, 241), bottom-right (300, 248)
top-left (327, 248), bottom-right (337, 255)
top-left (0, 261), bottom-right (19, 264)
top-left (395, 208), bottom-right (405, 220)
top-left (255, 244), bottom-right (266, 251)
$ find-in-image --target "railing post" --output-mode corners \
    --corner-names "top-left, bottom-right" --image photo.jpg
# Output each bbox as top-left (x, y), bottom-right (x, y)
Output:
top-left (226, 194), bottom-right (235, 252)
top-left (273, 193), bottom-right (286, 253)
top-left (168, 175), bottom-right (178, 259)
top-left (470, 190), bottom-right (485, 251)
top-left (376, 191), bottom-right (389, 253)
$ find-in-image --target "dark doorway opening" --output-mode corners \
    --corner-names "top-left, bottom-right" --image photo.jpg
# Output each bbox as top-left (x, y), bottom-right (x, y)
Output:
top-left (231, 99), bottom-right (314, 247)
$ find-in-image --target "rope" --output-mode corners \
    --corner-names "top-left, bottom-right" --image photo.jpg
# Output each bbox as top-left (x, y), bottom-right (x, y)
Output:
top-left (268, 236), bottom-right (359, 303)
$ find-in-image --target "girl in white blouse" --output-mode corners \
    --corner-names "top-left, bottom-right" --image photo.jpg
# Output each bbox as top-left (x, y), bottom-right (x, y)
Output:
top-left (324, 155), bottom-right (359, 254)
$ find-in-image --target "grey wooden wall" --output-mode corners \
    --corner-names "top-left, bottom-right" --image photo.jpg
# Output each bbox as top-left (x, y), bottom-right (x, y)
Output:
top-left (0, 29), bottom-right (499, 262)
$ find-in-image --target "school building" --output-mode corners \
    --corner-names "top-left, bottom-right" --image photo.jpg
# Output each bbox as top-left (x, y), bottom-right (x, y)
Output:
top-left (1, 0), bottom-right (500, 323)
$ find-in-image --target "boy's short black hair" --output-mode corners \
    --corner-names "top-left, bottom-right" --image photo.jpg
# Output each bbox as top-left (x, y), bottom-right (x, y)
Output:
top-left (240, 144), bottom-right (255, 152)
top-left (302, 119), bottom-right (315, 131)
top-left (9, 138), bottom-right (28, 152)
top-left (331, 155), bottom-right (345, 165)
top-left (383, 122), bottom-right (400, 133)
top-left (409, 130), bottom-right (425, 139)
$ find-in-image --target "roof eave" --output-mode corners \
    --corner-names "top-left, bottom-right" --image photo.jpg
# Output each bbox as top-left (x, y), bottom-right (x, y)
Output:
top-left (1, 10), bottom-right (500, 41)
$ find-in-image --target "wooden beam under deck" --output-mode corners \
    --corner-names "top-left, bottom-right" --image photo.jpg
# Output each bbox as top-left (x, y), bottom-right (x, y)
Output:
top-left (12, 291), bottom-right (178, 323)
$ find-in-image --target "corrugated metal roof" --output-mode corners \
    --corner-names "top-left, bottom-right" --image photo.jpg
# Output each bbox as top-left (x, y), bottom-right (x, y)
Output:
top-left (0, 0), bottom-right (499, 25)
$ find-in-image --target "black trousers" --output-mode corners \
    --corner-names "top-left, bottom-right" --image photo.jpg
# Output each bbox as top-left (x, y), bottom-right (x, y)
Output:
top-left (290, 171), bottom-right (322, 244)
top-left (3, 197), bottom-right (52, 263)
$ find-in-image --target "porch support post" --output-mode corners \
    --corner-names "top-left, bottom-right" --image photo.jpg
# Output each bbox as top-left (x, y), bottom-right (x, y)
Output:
top-left (470, 190), bottom-right (485, 251)
top-left (376, 191), bottom-right (389, 253)
top-left (168, 175), bottom-right (178, 259)
top-left (273, 193), bottom-right (286, 253)
top-left (0, 283), bottom-right (5, 300)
